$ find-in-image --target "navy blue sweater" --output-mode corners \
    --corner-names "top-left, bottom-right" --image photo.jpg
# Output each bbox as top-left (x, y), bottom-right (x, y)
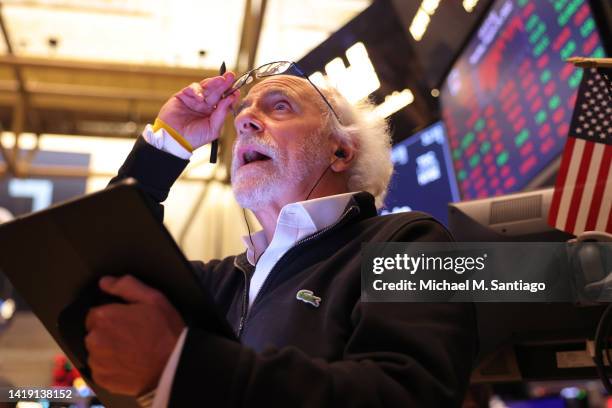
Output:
top-left (112, 137), bottom-right (478, 408)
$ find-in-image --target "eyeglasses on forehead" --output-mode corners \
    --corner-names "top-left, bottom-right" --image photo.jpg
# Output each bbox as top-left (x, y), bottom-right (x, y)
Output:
top-left (223, 61), bottom-right (341, 123)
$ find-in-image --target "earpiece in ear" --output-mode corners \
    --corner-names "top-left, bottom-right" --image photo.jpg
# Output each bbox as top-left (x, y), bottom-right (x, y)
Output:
top-left (334, 149), bottom-right (346, 159)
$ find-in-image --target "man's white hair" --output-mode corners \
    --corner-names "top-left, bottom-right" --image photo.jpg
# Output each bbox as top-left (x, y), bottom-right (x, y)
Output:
top-left (317, 83), bottom-right (393, 209)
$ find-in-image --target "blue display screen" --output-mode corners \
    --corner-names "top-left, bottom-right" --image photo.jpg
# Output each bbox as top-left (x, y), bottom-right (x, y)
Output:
top-left (440, 0), bottom-right (605, 199)
top-left (382, 122), bottom-right (460, 226)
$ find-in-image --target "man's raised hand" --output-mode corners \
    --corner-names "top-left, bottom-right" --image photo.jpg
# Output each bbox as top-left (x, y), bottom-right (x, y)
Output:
top-left (157, 72), bottom-right (239, 150)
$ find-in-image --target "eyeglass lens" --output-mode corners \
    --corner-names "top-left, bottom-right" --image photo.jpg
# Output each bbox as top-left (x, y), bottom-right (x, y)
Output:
top-left (256, 61), bottom-right (293, 77)
top-left (224, 61), bottom-right (294, 97)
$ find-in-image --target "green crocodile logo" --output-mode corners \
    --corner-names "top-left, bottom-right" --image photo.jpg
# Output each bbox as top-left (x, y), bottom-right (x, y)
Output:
top-left (296, 289), bottom-right (321, 308)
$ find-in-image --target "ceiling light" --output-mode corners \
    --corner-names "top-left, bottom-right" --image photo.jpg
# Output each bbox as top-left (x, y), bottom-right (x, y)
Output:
top-left (372, 89), bottom-right (415, 118)
top-left (463, 0), bottom-right (479, 13)
top-left (308, 71), bottom-right (326, 88)
top-left (323, 42), bottom-right (380, 103)
top-left (0, 298), bottom-right (16, 321)
top-left (421, 0), bottom-right (440, 15)
top-left (409, 8), bottom-right (430, 41)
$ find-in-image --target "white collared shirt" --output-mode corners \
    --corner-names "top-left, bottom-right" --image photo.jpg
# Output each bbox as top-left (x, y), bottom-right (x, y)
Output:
top-left (243, 193), bottom-right (353, 306)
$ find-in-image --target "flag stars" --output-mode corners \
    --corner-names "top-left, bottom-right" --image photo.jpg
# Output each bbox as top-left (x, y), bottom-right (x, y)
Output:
top-left (570, 69), bottom-right (612, 145)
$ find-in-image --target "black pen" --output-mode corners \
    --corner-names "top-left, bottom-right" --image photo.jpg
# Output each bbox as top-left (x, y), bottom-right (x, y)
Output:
top-left (209, 61), bottom-right (226, 163)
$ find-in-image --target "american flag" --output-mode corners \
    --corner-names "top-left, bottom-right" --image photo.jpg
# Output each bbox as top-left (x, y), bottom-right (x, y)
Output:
top-left (548, 67), bottom-right (612, 235)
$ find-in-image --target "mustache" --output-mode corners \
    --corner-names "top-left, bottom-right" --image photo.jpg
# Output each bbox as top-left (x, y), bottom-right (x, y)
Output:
top-left (233, 135), bottom-right (279, 161)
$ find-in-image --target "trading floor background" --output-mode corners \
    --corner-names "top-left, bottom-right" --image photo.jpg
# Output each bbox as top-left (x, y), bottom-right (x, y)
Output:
top-left (0, 0), bottom-right (610, 407)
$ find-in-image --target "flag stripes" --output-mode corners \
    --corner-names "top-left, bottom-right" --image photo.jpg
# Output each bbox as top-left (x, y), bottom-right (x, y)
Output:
top-left (548, 66), bottom-right (612, 235)
top-left (585, 146), bottom-right (611, 231)
top-left (549, 139), bottom-right (612, 235)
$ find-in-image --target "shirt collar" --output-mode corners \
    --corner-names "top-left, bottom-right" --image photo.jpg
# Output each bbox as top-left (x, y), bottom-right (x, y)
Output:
top-left (241, 192), bottom-right (355, 265)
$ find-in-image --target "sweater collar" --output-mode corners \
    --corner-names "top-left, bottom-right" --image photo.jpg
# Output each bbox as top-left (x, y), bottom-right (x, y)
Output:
top-left (241, 192), bottom-right (354, 265)
top-left (235, 191), bottom-right (377, 271)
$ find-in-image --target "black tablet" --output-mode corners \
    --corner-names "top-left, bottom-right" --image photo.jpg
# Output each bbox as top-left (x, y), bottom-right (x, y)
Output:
top-left (0, 178), bottom-right (235, 408)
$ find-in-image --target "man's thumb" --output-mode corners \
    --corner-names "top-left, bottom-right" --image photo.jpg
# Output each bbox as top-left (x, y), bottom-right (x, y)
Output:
top-left (99, 275), bottom-right (162, 305)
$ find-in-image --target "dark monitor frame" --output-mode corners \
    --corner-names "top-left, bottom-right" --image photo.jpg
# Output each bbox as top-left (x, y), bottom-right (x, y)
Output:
top-left (589, 0), bottom-right (612, 55)
top-left (391, 119), bottom-right (445, 146)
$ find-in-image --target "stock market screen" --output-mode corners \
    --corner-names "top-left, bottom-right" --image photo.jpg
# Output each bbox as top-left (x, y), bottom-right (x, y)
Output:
top-left (383, 121), bottom-right (460, 226)
top-left (440, 0), bottom-right (605, 199)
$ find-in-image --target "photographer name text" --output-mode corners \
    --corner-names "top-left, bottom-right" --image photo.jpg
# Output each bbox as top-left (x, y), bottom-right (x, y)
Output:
top-left (372, 279), bottom-right (546, 293)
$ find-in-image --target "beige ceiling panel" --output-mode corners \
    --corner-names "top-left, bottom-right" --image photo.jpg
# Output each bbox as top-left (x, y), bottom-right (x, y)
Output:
top-left (2, 0), bottom-right (246, 69)
top-left (256, 0), bottom-right (371, 66)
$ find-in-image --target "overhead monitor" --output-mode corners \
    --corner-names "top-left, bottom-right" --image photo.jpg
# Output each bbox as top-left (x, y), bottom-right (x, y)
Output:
top-left (0, 150), bottom-right (88, 216)
top-left (440, 0), bottom-right (606, 200)
top-left (382, 121), bottom-right (460, 226)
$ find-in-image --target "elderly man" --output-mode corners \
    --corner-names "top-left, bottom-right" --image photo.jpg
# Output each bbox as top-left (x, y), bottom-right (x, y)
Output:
top-left (85, 62), bottom-right (477, 407)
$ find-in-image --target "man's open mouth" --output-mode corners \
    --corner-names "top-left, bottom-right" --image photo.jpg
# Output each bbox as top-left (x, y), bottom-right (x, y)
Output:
top-left (240, 148), bottom-right (272, 167)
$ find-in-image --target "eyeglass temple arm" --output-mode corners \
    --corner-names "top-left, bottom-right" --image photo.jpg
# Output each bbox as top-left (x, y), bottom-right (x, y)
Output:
top-left (292, 64), bottom-right (341, 122)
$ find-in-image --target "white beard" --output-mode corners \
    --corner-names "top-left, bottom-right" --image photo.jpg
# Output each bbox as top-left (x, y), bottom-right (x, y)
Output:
top-left (231, 133), bottom-right (329, 211)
